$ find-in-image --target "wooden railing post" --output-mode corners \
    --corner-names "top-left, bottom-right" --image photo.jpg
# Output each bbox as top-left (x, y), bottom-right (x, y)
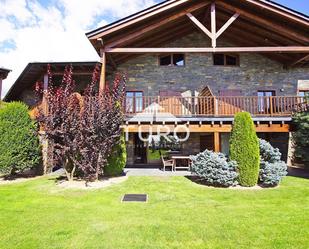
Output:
top-left (269, 96), bottom-right (273, 116)
top-left (214, 97), bottom-right (219, 116)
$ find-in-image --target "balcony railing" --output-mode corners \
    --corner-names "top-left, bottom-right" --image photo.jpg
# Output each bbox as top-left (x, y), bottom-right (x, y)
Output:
top-left (124, 96), bottom-right (308, 117)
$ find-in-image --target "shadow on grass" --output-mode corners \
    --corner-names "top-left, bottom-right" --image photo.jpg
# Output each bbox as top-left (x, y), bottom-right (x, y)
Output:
top-left (1, 169), bottom-right (39, 181)
top-left (288, 167), bottom-right (309, 179)
top-left (185, 176), bottom-right (230, 188)
top-left (185, 176), bottom-right (282, 189)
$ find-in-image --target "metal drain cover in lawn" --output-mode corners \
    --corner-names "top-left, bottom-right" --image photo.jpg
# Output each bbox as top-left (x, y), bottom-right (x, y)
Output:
top-left (122, 194), bottom-right (148, 202)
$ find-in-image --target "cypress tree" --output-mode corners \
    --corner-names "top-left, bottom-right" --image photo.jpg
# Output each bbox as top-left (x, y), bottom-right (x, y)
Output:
top-left (230, 112), bottom-right (260, 187)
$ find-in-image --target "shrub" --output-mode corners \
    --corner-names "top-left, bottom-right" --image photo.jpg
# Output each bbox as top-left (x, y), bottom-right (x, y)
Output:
top-left (190, 150), bottom-right (238, 187)
top-left (292, 111), bottom-right (309, 167)
top-left (259, 139), bottom-right (287, 186)
top-left (105, 132), bottom-right (127, 176)
top-left (230, 112), bottom-right (260, 187)
top-left (0, 102), bottom-right (41, 175)
top-left (36, 64), bottom-right (126, 181)
top-left (0, 101), bottom-right (7, 109)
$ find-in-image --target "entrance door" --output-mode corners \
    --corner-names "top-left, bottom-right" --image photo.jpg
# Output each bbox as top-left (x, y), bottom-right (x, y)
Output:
top-left (134, 133), bottom-right (147, 164)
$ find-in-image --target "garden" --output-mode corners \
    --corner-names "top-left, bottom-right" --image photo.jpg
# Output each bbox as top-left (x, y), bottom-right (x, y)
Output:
top-left (0, 67), bottom-right (309, 248)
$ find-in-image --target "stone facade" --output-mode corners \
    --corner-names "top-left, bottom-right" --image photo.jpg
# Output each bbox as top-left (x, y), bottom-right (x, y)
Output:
top-left (113, 32), bottom-right (307, 165)
top-left (110, 32), bottom-right (308, 97)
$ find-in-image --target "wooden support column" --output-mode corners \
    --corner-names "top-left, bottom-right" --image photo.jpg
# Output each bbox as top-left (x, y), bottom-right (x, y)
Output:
top-left (42, 73), bottom-right (48, 114)
top-left (41, 73), bottom-right (53, 175)
top-left (214, 132), bottom-right (220, 152)
top-left (211, 3), bottom-right (216, 48)
top-left (0, 78), bottom-right (2, 100)
top-left (99, 50), bottom-right (106, 92)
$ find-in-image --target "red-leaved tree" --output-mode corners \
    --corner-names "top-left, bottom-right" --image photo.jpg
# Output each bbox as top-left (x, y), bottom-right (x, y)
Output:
top-left (36, 64), bottom-right (126, 181)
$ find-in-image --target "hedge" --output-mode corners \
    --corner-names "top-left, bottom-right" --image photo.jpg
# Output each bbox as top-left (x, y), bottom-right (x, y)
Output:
top-left (230, 112), bottom-right (260, 187)
top-left (105, 132), bottom-right (127, 176)
top-left (0, 102), bottom-right (41, 175)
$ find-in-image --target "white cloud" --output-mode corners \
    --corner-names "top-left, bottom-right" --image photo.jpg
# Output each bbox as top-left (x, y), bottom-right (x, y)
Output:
top-left (0, 0), bottom-right (156, 98)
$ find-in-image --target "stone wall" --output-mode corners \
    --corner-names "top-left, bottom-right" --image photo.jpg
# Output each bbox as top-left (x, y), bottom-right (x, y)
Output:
top-left (110, 32), bottom-right (308, 96)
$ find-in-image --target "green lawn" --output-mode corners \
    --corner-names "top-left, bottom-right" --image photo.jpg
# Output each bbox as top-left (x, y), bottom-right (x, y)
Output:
top-left (0, 176), bottom-right (308, 249)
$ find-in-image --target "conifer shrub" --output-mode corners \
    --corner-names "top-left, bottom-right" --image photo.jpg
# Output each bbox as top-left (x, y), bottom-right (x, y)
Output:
top-left (230, 112), bottom-right (260, 187)
top-left (190, 150), bottom-right (238, 187)
top-left (105, 132), bottom-right (127, 176)
top-left (292, 111), bottom-right (309, 167)
top-left (0, 102), bottom-right (41, 175)
top-left (259, 139), bottom-right (287, 186)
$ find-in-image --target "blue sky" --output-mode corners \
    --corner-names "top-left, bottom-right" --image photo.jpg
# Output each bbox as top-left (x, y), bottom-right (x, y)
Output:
top-left (0, 0), bottom-right (308, 98)
top-left (271, 0), bottom-right (309, 15)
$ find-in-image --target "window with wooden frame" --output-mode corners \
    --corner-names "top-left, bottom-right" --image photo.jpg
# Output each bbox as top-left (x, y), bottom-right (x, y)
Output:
top-left (125, 91), bottom-right (143, 113)
top-left (213, 53), bottom-right (239, 66)
top-left (257, 90), bottom-right (276, 112)
top-left (159, 54), bottom-right (185, 67)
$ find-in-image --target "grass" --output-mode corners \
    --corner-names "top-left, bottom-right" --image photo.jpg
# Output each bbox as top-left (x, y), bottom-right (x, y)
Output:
top-left (0, 176), bottom-right (308, 249)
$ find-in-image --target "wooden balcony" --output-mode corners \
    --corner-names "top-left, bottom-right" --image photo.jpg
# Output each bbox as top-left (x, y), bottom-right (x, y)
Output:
top-left (124, 96), bottom-right (308, 118)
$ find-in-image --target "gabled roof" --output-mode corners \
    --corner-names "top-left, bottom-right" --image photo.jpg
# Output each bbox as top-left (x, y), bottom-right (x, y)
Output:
top-left (86, 0), bottom-right (309, 66)
top-left (87, 0), bottom-right (308, 40)
top-left (4, 62), bottom-right (99, 102)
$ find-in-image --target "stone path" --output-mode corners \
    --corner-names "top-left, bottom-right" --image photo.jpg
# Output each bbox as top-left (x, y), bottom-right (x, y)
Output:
top-left (124, 168), bottom-right (191, 176)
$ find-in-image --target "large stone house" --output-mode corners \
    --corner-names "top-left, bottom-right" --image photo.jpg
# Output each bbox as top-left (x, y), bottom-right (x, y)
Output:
top-left (4, 0), bottom-right (309, 168)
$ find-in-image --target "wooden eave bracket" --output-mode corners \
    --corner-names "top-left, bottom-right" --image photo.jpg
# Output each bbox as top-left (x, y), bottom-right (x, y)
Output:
top-left (187, 3), bottom-right (239, 48)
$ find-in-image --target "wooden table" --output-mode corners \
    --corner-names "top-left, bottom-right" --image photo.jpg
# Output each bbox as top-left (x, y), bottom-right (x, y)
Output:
top-left (171, 156), bottom-right (192, 171)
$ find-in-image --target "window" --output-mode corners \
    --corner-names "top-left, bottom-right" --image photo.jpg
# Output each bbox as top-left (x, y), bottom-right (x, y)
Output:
top-left (126, 91), bottom-right (143, 113)
top-left (213, 54), bottom-right (239, 66)
top-left (159, 54), bottom-right (185, 66)
top-left (258, 91), bottom-right (275, 112)
top-left (298, 90), bottom-right (309, 98)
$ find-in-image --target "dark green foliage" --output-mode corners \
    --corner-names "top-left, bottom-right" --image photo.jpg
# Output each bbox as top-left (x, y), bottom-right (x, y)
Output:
top-left (230, 112), bottom-right (260, 187)
top-left (190, 150), bottom-right (238, 187)
top-left (292, 111), bottom-right (309, 167)
top-left (259, 139), bottom-right (287, 186)
top-left (0, 102), bottom-right (41, 175)
top-left (105, 133), bottom-right (127, 176)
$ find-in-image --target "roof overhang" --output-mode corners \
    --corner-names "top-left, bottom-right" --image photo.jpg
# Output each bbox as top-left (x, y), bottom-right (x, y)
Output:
top-left (4, 62), bottom-right (100, 102)
top-left (0, 68), bottom-right (11, 80)
top-left (86, 0), bottom-right (309, 67)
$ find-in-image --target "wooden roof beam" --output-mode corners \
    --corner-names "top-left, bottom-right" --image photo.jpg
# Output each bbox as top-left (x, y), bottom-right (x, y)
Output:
top-left (211, 3), bottom-right (216, 48)
top-left (105, 1), bottom-right (210, 48)
top-left (288, 54), bottom-right (309, 67)
top-left (105, 47), bottom-right (309, 53)
top-left (245, 0), bottom-right (309, 26)
top-left (216, 12), bottom-right (239, 39)
top-left (115, 25), bottom-right (194, 64)
top-left (216, 0), bottom-right (309, 44)
top-left (186, 13), bottom-right (212, 39)
top-left (89, 0), bottom-right (191, 39)
top-left (187, 3), bottom-right (239, 48)
top-left (216, 10), bottom-right (298, 46)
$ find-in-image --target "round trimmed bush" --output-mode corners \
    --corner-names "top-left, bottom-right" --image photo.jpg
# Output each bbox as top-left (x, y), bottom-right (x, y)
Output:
top-left (190, 150), bottom-right (238, 187)
top-left (105, 132), bottom-right (127, 176)
top-left (259, 139), bottom-right (287, 186)
top-left (230, 112), bottom-right (260, 187)
top-left (0, 102), bottom-right (41, 175)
